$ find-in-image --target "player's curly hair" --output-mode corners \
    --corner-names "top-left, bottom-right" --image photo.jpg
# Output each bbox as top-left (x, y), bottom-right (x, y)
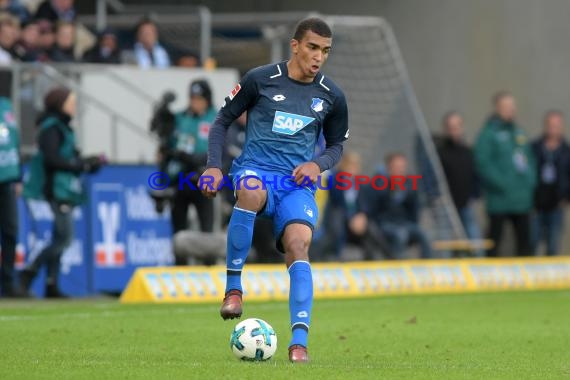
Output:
top-left (293, 17), bottom-right (332, 41)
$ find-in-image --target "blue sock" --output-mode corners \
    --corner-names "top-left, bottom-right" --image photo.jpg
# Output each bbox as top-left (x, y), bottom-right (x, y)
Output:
top-left (288, 260), bottom-right (313, 348)
top-left (225, 206), bottom-right (256, 293)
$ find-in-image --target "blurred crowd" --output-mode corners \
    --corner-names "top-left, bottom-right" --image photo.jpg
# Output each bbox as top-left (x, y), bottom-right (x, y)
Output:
top-left (0, 0), bottom-right (203, 68)
top-left (311, 91), bottom-right (568, 262)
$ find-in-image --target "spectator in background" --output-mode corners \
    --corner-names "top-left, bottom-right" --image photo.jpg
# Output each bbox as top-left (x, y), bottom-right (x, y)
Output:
top-left (311, 152), bottom-right (389, 261)
top-left (82, 28), bottom-right (120, 64)
top-left (0, 0), bottom-right (30, 24)
top-left (21, 87), bottom-right (105, 298)
top-left (34, 0), bottom-right (75, 24)
top-left (48, 20), bottom-right (75, 62)
top-left (133, 18), bottom-right (170, 69)
top-left (0, 72), bottom-right (27, 298)
top-left (0, 14), bottom-right (20, 61)
top-left (531, 110), bottom-right (570, 256)
top-left (437, 111), bottom-right (483, 256)
top-left (36, 21), bottom-right (54, 59)
top-left (172, 48), bottom-right (200, 68)
top-left (474, 91), bottom-right (536, 257)
top-left (366, 153), bottom-right (432, 259)
top-left (13, 20), bottom-right (41, 61)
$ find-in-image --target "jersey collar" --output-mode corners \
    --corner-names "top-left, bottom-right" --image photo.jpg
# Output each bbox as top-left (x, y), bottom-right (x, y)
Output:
top-left (281, 61), bottom-right (323, 86)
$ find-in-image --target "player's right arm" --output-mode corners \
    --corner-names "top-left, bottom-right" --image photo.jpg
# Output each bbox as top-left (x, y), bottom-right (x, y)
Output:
top-left (201, 70), bottom-right (259, 198)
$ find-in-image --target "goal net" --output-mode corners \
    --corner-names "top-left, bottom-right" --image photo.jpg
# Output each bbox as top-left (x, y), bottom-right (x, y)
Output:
top-left (320, 16), bottom-right (467, 251)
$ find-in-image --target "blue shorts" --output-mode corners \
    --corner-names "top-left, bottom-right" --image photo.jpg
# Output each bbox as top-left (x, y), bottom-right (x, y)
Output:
top-left (230, 166), bottom-right (319, 252)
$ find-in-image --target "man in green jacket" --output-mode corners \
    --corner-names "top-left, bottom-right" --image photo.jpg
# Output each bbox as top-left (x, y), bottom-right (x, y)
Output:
top-left (474, 91), bottom-right (537, 256)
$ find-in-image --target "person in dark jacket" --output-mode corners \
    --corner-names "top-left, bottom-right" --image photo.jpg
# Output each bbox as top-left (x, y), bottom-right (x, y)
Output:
top-left (474, 91), bottom-right (537, 257)
top-left (34, 0), bottom-right (75, 24)
top-left (0, 0), bottom-right (30, 24)
top-left (363, 153), bottom-right (431, 259)
top-left (13, 20), bottom-right (42, 62)
top-left (82, 28), bottom-right (120, 64)
top-left (0, 72), bottom-right (26, 297)
top-left (20, 87), bottom-right (104, 298)
top-left (437, 111), bottom-right (483, 255)
top-left (531, 110), bottom-right (570, 256)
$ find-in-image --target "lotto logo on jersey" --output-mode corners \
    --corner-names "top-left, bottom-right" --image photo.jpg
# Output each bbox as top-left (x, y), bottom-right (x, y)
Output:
top-left (272, 111), bottom-right (315, 135)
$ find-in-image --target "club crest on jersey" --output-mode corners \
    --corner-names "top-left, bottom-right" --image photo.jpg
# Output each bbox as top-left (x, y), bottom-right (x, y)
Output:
top-left (311, 98), bottom-right (324, 112)
top-left (272, 111), bottom-right (315, 135)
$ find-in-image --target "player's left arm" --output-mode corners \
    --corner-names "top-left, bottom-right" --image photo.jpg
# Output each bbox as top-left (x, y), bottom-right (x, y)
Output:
top-left (293, 92), bottom-right (349, 184)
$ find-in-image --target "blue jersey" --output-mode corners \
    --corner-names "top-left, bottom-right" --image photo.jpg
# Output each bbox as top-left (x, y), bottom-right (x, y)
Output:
top-left (214, 61), bottom-right (349, 177)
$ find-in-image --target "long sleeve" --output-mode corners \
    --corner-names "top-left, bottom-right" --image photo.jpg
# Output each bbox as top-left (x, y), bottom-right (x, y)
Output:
top-left (312, 142), bottom-right (343, 172)
top-left (207, 70), bottom-right (259, 169)
top-left (313, 90), bottom-right (349, 172)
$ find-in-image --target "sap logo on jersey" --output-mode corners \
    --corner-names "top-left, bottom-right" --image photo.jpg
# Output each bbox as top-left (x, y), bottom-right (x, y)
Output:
top-left (272, 111), bottom-right (315, 135)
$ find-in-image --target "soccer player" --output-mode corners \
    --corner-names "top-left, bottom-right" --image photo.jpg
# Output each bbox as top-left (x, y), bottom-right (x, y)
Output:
top-left (201, 17), bottom-right (349, 363)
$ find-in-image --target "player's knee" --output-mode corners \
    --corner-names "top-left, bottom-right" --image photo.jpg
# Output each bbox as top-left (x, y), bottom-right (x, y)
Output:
top-left (236, 188), bottom-right (266, 212)
top-left (282, 224), bottom-right (312, 262)
top-left (283, 236), bottom-right (310, 258)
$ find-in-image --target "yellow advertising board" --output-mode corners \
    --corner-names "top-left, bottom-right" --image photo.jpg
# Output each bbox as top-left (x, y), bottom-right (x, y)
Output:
top-left (120, 257), bottom-right (570, 303)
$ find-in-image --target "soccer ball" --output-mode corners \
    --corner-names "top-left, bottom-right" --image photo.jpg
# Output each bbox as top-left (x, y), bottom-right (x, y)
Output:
top-left (230, 318), bottom-right (277, 361)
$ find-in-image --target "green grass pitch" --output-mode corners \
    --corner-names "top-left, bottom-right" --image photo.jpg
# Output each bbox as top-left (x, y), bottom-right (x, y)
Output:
top-left (1, 290), bottom-right (569, 379)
